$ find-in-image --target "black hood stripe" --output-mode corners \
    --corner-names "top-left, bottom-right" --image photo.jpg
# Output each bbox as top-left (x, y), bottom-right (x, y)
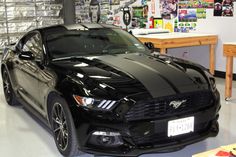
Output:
top-left (124, 57), bottom-right (180, 94)
top-left (126, 54), bottom-right (197, 87)
top-left (96, 55), bottom-right (177, 98)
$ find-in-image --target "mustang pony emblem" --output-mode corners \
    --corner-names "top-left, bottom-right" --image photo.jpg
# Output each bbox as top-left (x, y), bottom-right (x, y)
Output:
top-left (169, 100), bottom-right (187, 109)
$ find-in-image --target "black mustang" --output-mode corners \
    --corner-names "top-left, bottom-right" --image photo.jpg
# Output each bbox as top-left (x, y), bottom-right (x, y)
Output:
top-left (1, 24), bottom-right (220, 157)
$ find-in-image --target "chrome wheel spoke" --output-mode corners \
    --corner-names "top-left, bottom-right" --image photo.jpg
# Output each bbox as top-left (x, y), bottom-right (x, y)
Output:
top-left (3, 85), bottom-right (9, 93)
top-left (3, 74), bottom-right (8, 84)
top-left (54, 126), bottom-right (60, 133)
top-left (3, 78), bottom-right (7, 84)
top-left (56, 130), bottom-right (61, 141)
top-left (59, 108), bottom-right (63, 121)
top-left (61, 132), bottom-right (66, 147)
top-left (52, 117), bottom-right (61, 125)
top-left (3, 73), bottom-right (12, 102)
top-left (63, 122), bottom-right (68, 136)
top-left (52, 102), bottom-right (69, 151)
top-left (58, 107), bottom-right (63, 120)
top-left (58, 130), bottom-right (63, 147)
top-left (64, 130), bottom-right (68, 137)
top-left (55, 105), bottom-right (60, 119)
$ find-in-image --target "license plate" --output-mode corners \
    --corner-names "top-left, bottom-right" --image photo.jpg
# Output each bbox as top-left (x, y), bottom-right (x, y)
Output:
top-left (168, 117), bottom-right (194, 137)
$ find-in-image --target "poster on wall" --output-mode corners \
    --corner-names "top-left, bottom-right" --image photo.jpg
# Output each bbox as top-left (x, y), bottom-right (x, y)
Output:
top-left (153, 18), bottom-right (163, 28)
top-left (75, 0), bottom-right (138, 27)
top-left (132, 6), bottom-right (148, 28)
top-left (174, 19), bottom-right (197, 32)
top-left (141, 0), bottom-right (147, 5)
top-left (175, 22), bottom-right (197, 32)
top-left (179, 0), bottom-right (214, 8)
top-left (214, 0), bottom-right (233, 16)
top-left (75, 6), bottom-right (91, 22)
top-left (179, 9), bottom-right (197, 22)
top-left (160, 0), bottom-right (178, 19)
top-left (214, 0), bottom-right (223, 15)
top-left (164, 20), bottom-right (174, 32)
top-left (196, 8), bottom-right (206, 18)
top-left (222, 0), bottom-right (233, 16)
top-left (114, 16), bottom-right (121, 25)
top-left (132, 6), bottom-right (144, 18)
top-left (178, 0), bottom-right (189, 9)
top-left (99, 0), bottom-right (112, 24)
top-left (222, 5), bottom-right (233, 16)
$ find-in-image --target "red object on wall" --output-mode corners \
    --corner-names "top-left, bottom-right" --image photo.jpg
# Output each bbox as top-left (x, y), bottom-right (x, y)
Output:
top-left (149, 17), bottom-right (154, 28)
top-left (114, 16), bottom-right (121, 25)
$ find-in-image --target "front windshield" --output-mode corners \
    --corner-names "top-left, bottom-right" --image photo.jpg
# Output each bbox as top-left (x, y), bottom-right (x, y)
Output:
top-left (46, 28), bottom-right (149, 59)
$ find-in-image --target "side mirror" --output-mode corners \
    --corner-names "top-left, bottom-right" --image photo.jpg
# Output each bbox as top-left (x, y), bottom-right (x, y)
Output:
top-left (144, 42), bottom-right (154, 50)
top-left (19, 51), bottom-right (35, 60)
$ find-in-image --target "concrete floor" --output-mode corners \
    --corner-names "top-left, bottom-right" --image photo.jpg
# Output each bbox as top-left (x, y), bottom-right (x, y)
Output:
top-left (0, 77), bottom-right (236, 157)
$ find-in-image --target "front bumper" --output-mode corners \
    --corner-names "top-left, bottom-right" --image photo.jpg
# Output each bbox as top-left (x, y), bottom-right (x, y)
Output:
top-left (75, 90), bottom-right (220, 157)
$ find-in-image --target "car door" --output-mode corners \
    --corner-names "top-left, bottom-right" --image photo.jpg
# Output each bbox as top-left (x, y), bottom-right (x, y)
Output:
top-left (14, 32), bottom-right (45, 114)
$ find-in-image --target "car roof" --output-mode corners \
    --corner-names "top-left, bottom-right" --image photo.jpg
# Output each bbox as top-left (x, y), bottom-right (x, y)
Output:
top-left (36, 23), bottom-right (119, 37)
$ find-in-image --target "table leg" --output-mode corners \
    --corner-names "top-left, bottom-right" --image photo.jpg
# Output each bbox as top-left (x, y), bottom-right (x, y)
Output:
top-left (209, 44), bottom-right (215, 75)
top-left (225, 56), bottom-right (233, 100)
top-left (160, 48), bottom-right (166, 54)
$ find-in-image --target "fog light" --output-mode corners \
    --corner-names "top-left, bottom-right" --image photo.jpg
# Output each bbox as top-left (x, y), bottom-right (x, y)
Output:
top-left (102, 136), bottom-right (111, 143)
top-left (89, 131), bottom-right (123, 147)
top-left (92, 131), bottom-right (121, 136)
top-left (98, 135), bottom-right (114, 145)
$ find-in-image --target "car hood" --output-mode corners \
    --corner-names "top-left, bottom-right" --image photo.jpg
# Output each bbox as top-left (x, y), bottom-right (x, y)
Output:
top-left (51, 53), bottom-right (209, 100)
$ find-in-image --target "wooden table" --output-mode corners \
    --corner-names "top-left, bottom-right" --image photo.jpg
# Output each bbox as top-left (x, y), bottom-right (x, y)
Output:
top-left (136, 33), bottom-right (218, 75)
top-left (224, 42), bottom-right (236, 100)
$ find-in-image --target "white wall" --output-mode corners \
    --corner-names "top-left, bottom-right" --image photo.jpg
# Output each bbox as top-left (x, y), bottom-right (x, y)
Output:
top-left (112, 0), bottom-right (236, 73)
top-left (168, 6), bottom-right (236, 73)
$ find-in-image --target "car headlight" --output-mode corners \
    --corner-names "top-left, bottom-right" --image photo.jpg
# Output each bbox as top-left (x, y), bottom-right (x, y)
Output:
top-left (73, 95), bottom-right (117, 110)
top-left (204, 70), bottom-right (216, 91)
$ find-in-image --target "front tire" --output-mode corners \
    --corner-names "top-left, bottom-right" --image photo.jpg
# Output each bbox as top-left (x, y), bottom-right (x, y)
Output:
top-left (2, 69), bottom-right (20, 106)
top-left (48, 95), bottom-right (80, 157)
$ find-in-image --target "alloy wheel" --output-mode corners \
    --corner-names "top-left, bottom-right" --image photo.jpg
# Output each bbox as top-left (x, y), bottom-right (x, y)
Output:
top-left (51, 102), bottom-right (69, 151)
top-left (3, 71), bottom-right (11, 102)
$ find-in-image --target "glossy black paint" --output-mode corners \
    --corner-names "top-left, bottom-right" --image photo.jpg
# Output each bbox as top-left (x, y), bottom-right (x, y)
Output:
top-left (1, 24), bottom-right (220, 157)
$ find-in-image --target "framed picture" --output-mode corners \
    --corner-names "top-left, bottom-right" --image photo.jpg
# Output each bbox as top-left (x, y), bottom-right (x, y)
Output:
top-left (153, 18), bottom-right (163, 28)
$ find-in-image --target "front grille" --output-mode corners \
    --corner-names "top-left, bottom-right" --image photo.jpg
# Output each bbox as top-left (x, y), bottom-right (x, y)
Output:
top-left (132, 121), bottom-right (211, 146)
top-left (125, 90), bottom-right (213, 121)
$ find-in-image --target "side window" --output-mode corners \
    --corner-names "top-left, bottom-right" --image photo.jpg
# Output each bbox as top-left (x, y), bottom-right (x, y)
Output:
top-left (22, 33), bottom-right (43, 60)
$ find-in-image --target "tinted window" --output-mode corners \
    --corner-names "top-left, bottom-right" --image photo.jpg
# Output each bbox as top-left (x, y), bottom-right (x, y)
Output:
top-left (46, 28), bottom-right (148, 59)
top-left (22, 33), bottom-right (43, 60)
